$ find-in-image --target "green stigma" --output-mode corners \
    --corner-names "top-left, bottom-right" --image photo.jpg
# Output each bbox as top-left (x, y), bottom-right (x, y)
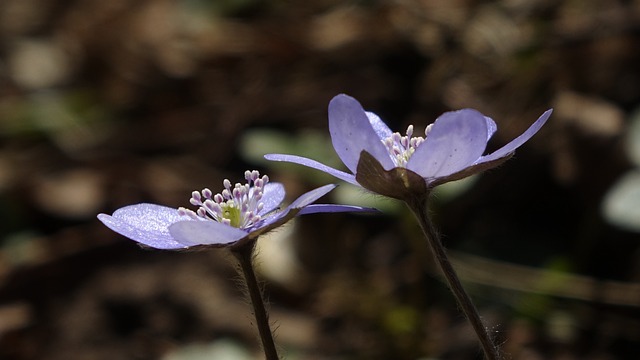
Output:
top-left (222, 203), bottom-right (242, 228)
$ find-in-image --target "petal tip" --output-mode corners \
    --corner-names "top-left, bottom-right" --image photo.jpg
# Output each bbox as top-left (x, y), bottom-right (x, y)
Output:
top-left (331, 93), bottom-right (355, 102)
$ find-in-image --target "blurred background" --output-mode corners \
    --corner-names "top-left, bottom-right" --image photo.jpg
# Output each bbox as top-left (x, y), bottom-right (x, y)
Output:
top-left (1, 0), bottom-right (640, 359)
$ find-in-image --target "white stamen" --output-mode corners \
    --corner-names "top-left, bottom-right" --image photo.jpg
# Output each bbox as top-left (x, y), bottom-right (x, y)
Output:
top-left (183, 170), bottom-right (270, 229)
top-left (382, 124), bottom-right (427, 167)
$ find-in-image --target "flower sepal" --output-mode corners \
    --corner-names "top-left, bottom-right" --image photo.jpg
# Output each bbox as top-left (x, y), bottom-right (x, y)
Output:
top-left (356, 150), bottom-right (428, 201)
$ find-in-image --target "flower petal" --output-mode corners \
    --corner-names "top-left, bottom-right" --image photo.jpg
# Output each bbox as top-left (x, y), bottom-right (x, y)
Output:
top-left (169, 220), bottom-right (248, 247)
top-left (477, 109), bottom-right (552, 164)
top-left (289, 184), bottom-right (337, 209)
top-left (264, 154), bottom-right (358, 185)
top-left (329, 94), bottom-right (395, 172)
top-left (297, 204), bottom-right (378, 215)
top-left (259, 182), bottom-right (285, 215)
top-left (97, 203), bottom-right (190, 249)
top-left (247, 184), bottom-right (339, 236)
top-left (407, 109), bottom-right (488, 179)
top-left (485, 116), bottom-right (497, 141)
top-left (366, 111), bottom-right (393, 140)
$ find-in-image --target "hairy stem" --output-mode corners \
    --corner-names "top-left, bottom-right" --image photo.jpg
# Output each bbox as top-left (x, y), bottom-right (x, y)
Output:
top-left (232, 243), bottom-right (279, 360)
top-left (406, 197), bottom-right (501, 360)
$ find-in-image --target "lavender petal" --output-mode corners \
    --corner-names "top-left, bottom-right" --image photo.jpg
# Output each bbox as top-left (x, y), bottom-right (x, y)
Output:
top-left (259, 182), bottom-right (285, 216)
top-left (408, 109), bottom-right (488, 178)
top-left (289, 184), bottom-right (337, 209)
top-left (169, 220), bottom-right (248, 247)
top-left (298, 204), bottom-right (378, 215)
top-left (264, 153), bottom-right (359, 185)
top-left (250, 185), bottom-right (339, 236)
top-left (97, 203), bottom-right (191, 249)
top-left (366, 111), bottom-right (393, 140)
top-left (250, 209), bottom-right (293, 233)
top-left (477, 109), bottom-right (552, 164)
top-left (329, 94), bottom-right (395, 172)
top-left (485, 116), bottom-right (497, 141)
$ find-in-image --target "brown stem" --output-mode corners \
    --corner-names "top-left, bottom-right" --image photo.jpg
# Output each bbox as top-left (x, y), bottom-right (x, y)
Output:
top-left (231, 243), bottom-right (279, 360)
top-left (406, 197), bottom-right (501, 360)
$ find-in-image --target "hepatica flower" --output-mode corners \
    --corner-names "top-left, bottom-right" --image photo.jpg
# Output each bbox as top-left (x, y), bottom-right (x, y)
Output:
top-left (98, 170), bottom-right (366, 250)
top-left (266, 94), bottom-right (552, 200)
top-left (267, 94), bottom-right (552, 359)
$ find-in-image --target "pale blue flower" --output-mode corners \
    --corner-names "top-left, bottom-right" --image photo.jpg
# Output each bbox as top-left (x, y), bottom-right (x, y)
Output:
top-left (266, 94), bottom-right (551, 199)
top-left (98, 170), bottom-right (369, 249)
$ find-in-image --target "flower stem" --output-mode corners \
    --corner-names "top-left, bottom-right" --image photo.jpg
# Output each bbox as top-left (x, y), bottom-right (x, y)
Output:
top-left (406, 197), bottom-right (501, 360)
top-left (231, 243), bottom-right (280, 360)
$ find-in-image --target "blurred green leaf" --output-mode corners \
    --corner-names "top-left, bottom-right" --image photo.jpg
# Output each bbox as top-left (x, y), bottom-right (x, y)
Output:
top-left (0, 90), bottom-right (110, 154)
top-left (383, 305), bottom-right (420, 336)
top-left (432, 175), bottom-right (478, 203)
top-left (514, 257), bottom-right (571, 320)
top-left (333, 184), bottom-right (401, 213)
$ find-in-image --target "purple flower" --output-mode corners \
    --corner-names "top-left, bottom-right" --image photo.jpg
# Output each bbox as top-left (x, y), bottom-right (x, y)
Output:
top-left (265, 94), bottom-right (551, 200)
top-left (98, 170), bottom-right (369, 250)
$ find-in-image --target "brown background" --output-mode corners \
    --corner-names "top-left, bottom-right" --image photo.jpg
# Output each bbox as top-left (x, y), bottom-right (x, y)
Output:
top-left (1, 0), bottom-right (640, 359)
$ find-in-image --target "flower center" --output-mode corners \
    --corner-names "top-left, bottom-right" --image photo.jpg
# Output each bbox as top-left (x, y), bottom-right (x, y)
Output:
top-left (178, 170), bottom-right (268, 229)
top-left (382, 124), bottom-right (432, 167)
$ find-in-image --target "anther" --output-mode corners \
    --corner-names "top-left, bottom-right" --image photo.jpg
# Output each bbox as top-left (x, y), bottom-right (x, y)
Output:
top-left (202, 188), bottom-right (213, 199)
